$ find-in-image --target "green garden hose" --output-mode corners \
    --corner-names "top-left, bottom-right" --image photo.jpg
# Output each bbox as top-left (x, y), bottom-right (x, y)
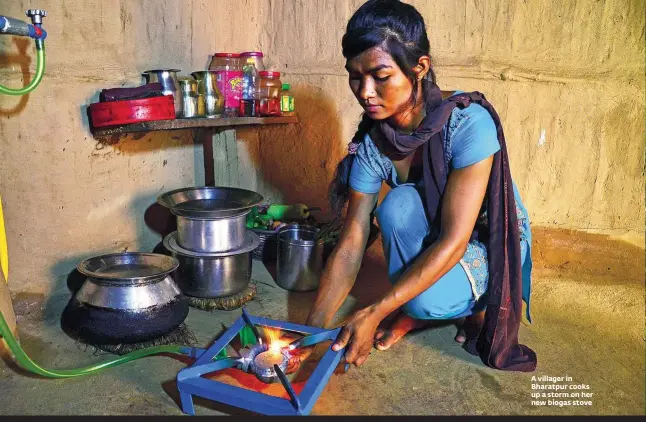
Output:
top-left (0, 308), bottom-right (257, 378)
top-left (0, 310), bottom-right (186, 379)
top-left (0, 47), bottom-right (45, 96)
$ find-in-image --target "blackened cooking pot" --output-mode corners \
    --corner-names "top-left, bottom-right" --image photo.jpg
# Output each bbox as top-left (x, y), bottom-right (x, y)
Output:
top-left (61, 253), bottom-right (189, 344)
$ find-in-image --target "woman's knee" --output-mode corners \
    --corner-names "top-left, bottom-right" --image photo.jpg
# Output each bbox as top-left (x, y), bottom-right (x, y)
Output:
top-left (402, 263), bottom-right (475, 320)
top-left (375, 186), bottom-right (428, 233)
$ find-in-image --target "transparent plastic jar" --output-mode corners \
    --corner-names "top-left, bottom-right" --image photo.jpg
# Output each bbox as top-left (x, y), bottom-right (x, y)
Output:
top-left (238, 52), bottom-right (265, 117)
top-left (209, 53), bottom-right (243, 117)
top-left (258, 71), bottom-right (282, 117)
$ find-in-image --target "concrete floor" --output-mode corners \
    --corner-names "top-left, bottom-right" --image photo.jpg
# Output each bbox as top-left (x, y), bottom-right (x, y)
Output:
top-left (0, 228), bottom-right (644, 416)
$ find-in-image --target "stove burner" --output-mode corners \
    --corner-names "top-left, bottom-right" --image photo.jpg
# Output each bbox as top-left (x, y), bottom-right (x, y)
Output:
top-left (176, 308), bottom-right (347, 415)
top-left (248, 344), bottom-right (290, 383)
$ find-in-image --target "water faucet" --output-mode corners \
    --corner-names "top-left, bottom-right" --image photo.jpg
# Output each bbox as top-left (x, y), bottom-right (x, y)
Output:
top-left (0, 9), bottom-right (48, 95)
top-left (0, 9), bottom-right (48, 47)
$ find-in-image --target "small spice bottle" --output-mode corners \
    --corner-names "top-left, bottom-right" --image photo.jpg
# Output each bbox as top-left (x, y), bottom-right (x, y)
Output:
top-left (280, 83), bottom-right (295, 116)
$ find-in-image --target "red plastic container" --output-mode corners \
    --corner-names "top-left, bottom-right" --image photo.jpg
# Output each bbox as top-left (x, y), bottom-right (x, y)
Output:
top-left (89, 95), bottom-right (175, 128)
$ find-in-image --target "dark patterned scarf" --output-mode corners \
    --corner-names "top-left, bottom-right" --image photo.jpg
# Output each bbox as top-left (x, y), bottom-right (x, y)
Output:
top-left (377, 80), bottom-right (537, 372)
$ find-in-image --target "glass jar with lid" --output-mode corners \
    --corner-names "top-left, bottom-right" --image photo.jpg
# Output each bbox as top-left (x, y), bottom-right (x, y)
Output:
top-left (257, 71), bottom-right (282, 117)
top-left (209, 53), bottom-right (243, 117)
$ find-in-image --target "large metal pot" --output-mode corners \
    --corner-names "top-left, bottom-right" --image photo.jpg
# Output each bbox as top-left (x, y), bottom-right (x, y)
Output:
top-left (176, 210), bottom-right (249, 253)
top-left (61, 253), bottom-right (188, 344)
top-left (163, 231), bottom-right (259, 298)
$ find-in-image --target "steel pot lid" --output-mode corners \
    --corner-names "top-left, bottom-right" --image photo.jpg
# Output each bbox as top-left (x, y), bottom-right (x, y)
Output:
top-left (157, 186), bottom-right (264, 219)
top-left (163, 231), bottom-right (260, 258)
top-left (77, 252), bottom-right (179, 282)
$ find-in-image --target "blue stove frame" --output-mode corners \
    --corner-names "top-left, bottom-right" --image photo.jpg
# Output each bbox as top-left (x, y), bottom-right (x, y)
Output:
top-left (176, 308), bottom-right (345, 416)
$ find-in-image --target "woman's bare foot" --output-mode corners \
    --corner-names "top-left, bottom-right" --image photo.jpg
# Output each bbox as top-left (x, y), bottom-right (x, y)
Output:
top-left (373, 313), bottom-right (431, 351)
top-left (454, 311), bottom-right (485, 344)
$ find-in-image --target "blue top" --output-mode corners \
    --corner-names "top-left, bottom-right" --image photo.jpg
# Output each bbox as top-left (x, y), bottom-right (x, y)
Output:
top-left (348, 98), bottom-right (533, 322)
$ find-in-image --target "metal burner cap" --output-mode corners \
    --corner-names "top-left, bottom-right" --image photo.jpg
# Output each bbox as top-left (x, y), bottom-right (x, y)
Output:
top-left (248, 344), bottom-right (289, 383)
top-left (254, 351), bottom-right (285, 369)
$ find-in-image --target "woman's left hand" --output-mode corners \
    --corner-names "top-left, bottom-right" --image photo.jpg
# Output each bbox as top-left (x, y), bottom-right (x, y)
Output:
top-left (331, 306), bottom-right (382, 367)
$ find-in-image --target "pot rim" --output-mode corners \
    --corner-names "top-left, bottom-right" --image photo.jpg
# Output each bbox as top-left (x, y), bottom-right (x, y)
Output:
top-left (277, 226), bottom-right (324, 246)
top-left (156, 186), bottom-right (263, 219)
top-left (191, 70), bottom-right (218, 76)
top-left (163, 231), bottom-right (260, 258)
top-left (85, 275), bottom-right (167, 286)
top-left (175, 208), bottom-right (251, 221)
top-left (143, 69), bottom-right (181, 74)
top-left (77, 252), bottom-right (179, 281)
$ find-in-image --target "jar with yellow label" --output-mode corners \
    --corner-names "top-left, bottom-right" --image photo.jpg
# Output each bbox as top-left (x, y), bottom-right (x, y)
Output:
top-left (280, 83), bottom-right (295, 116)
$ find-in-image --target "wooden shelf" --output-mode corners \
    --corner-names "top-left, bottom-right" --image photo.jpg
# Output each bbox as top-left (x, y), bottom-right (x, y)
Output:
top-left (90, 115), bottom-right (298, 137)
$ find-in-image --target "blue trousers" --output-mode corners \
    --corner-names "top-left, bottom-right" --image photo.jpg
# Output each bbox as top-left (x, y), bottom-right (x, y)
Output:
top-left (374, 186), bottom-right (484, 320)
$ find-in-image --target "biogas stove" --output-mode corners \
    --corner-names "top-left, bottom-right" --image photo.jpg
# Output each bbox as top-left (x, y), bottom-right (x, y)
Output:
top-left (176, 308), bottom-right (347, 416)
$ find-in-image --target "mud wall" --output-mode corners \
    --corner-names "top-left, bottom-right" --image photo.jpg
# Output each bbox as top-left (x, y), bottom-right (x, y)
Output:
top-left (0, 0), bottom-right (643, 293)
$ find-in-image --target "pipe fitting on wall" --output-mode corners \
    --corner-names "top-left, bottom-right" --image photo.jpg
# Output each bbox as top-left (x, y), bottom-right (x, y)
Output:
top-left (0, 9), bottom-right (47, 46)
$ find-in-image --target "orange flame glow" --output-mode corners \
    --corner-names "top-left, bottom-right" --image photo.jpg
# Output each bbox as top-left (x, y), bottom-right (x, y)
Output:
top-left (264, 327), bottom-right (288, 352)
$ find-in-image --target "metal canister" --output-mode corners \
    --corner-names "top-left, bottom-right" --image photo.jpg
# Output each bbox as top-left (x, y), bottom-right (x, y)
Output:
top-left (191, 71), bottom-right (224, 118)
top-left (178, 78), bottom-right (198, 118)
top-left (142, 69), bottom-right (182, 117)
top-left (275, 224), bottom-right (324, 292)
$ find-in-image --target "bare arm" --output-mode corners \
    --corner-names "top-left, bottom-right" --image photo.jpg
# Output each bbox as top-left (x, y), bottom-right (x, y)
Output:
top-left (305, 189), bottom-right (378, 328)
top-left (333, 156), bottom-right (494, 364)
